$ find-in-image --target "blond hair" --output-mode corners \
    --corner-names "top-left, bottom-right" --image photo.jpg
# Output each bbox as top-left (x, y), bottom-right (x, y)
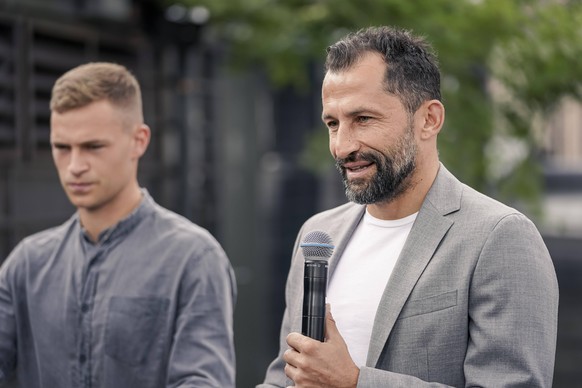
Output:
top-left (50, 62), bottom-right (143, 121)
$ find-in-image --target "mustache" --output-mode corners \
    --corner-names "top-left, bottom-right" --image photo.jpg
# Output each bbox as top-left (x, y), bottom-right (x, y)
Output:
top-left (335, 152), bottom-right (381, 168)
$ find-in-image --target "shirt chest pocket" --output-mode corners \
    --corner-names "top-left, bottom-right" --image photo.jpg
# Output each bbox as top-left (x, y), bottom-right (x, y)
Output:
top-left (105, 296), bottom-right (170, 366)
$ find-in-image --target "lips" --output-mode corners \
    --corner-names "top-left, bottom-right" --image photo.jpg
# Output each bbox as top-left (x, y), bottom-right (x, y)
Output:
top-left (341, 160), bottom-right (375, 179)
top-left (343, 160), bottom-right (373, 170)
top-left (66, 182), bottom-right (93, 193)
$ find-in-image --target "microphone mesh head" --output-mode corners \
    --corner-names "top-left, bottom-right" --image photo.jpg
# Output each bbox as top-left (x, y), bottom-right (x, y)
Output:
top-left (300, 230), bottom-right (334, 259)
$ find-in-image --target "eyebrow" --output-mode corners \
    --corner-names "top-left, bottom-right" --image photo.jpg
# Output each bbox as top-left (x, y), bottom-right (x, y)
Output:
top-left (322, 108), bottom-right (372, 121)
top-left (50, 139), bottom-right (108, 147)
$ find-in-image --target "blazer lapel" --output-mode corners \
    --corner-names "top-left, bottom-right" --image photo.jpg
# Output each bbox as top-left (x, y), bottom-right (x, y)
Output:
top-left (366, 165), bottom-right (462, 366)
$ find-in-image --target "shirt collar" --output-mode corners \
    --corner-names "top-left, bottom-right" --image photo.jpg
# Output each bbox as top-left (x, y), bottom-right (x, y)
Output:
top-left (79, 188), bottom-right (156, 245)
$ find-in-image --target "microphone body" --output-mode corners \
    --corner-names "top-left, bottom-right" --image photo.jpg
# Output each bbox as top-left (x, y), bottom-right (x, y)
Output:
top-left (302, 259), bottom-right (328, 341)
top-left (300, 231), bottom-right (334, 342)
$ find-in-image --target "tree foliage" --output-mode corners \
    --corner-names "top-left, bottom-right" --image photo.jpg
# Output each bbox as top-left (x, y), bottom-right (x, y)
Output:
top-left (170, 0), bottom-right (582, 213)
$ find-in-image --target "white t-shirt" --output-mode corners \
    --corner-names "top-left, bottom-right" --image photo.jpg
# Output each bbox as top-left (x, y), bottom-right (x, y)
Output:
top-left (326, 209), bottom-right (417, 367)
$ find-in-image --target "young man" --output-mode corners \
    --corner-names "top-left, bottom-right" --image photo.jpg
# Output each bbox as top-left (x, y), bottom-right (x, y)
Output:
top-left (0, 62), bottom-right (236, 387)
top-left (259, 26), bottom-right (558, 387)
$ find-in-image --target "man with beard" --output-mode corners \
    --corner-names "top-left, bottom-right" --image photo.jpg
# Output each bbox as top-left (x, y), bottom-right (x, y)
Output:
top-left (258, 26), bottom-right (558, 388)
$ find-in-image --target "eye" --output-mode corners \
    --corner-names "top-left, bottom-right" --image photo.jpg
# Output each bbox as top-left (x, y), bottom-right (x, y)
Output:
top-left (356, 116), bottom-right (371, 123)
top-left (326, 120), bottom-right (338, 131)
top-left (52, 143), bottom-right (70, 151)
top-left (86, 143), bottom-right (104, 150)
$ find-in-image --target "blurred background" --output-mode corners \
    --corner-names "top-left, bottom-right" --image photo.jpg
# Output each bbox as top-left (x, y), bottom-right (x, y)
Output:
top-left (0, 0), bottom-right (580, 387)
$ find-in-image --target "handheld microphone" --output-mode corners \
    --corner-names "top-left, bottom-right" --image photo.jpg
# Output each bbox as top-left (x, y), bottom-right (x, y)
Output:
top-left (300, 231), bottom-right (334, 342)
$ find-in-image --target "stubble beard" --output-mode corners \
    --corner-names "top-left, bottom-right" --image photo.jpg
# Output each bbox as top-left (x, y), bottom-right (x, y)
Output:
top-left (336, 125), bottom-right (417, 205)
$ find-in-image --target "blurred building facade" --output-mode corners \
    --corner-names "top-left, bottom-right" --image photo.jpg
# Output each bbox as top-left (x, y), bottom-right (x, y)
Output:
top-left (542, 98), bottom-right (582, 235)
top-left (540, 98), bottom-right (582, 386)
top-left (0, 1), bottom-right (580, 387)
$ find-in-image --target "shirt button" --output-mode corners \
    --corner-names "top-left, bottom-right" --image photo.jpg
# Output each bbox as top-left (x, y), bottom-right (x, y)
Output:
top-left (81, 304), bottom-right (89, 313)
top-left (79, 354), bottom-right (87, 363)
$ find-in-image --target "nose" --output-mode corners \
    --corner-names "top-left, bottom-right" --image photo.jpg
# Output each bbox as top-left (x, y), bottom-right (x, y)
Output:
top-left (68, 149), bottom-right (89, 176)
top-left (331, 124), bottom-right (359, 160)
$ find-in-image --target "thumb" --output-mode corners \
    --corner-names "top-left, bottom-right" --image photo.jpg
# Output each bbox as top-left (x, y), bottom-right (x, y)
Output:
top-left (324, 303), bottom-right (339, 341)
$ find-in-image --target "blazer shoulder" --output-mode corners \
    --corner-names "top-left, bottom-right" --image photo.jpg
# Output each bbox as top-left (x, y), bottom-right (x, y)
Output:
top-left (431, 165), bottom-right (526, 221)
top-left (460, 183), bottom-right (523, 219)
top-left (447, 183), bottom-right (546, 243)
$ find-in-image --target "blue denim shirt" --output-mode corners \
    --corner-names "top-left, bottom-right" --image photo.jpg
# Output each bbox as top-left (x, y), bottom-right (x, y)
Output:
top-left (0, 190), bottom-right (236, 387)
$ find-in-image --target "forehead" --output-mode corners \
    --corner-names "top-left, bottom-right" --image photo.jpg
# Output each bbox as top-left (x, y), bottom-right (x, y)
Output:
top-left (50, 100), bottom-right (128, 141)
top-left (322, 53), bottom-right (404, 116)
top-left (324, 52), bottom-right (385, 87)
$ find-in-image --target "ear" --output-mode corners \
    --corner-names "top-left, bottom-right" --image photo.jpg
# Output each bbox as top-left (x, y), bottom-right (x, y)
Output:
top-left (131, 124), bottom-right (151, 159)
top-left (419, 100), bottom-right (445, 140)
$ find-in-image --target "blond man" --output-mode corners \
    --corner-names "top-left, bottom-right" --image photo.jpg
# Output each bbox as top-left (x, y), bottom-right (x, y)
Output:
top-left (0, 63), bottom-right (236, 387)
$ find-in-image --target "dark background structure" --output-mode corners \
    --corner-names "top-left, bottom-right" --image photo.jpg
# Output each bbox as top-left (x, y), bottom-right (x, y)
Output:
top-left (0, 1), bottom-right (580, 387)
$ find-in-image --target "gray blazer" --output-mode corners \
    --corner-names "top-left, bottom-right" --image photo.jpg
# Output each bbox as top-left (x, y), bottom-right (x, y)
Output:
top-left (259, 164), bottom-right (558, 387)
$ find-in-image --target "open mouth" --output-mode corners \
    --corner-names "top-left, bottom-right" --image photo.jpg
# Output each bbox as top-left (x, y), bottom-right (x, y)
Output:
top-left (343, 161), bottom-right (375, 179)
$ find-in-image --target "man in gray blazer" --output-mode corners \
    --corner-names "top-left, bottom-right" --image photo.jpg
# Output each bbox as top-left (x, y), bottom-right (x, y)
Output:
top-left (258, 26), bottom-right (558, 387)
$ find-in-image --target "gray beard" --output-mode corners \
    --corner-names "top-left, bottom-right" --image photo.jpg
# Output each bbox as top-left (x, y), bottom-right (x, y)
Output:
top-left (336, 130), bottom-right (417, 205)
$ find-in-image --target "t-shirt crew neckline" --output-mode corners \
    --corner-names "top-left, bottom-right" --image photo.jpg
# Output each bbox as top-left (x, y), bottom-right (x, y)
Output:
top-left (364, 208), bottom-right (418, 228)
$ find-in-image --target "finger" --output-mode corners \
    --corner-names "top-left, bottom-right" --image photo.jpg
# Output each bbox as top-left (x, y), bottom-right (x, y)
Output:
top-left (283, 347), bottom-right (298, 365)
top-left (286, 331), bottom-right (310, 350)
top-left (324, 303), bottom-right (339, 341)
top-left (284, 361), bottom-right (297, 381)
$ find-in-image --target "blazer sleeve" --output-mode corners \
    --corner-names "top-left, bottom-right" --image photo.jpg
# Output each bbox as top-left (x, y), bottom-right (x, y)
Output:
top-left (257, 229), bottom-right (305, 388)
top-left (464, 213), bottom-right (558, 387)
top-left (357, 213), bottom-right (559, 388)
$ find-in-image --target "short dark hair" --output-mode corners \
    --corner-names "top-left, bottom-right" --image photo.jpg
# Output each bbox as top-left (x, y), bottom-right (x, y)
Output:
top-left (325, 26), bottom-right (441, 115)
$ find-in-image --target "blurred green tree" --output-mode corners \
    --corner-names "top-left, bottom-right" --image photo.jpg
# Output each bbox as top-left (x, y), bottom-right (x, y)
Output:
top-left (169, 0), bottom-right (582, 215)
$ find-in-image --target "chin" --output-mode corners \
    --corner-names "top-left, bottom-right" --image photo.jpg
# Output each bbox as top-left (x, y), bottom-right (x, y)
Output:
top-left (67, 196), bottom-right (95, 210)
top-left (346, 179), bottom-right (370, 191)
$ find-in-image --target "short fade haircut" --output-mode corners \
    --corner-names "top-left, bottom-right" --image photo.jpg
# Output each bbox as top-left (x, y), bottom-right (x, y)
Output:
top-left (325, 26), bottom-right (441, 115)
top-left (50, 62), bottom-right (143, 120)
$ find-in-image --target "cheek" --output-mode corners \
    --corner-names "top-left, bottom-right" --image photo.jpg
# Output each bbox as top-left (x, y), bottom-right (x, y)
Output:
top-left (106, 150), bottom-right (135, 179)
top-left (52, 155), bottom-right (67, 173)
top-left (328, 134), bottom-right (339, 157)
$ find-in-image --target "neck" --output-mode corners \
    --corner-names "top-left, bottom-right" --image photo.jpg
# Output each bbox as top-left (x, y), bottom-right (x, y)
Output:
top-left (79, 186), bottom-right (143, 243)
top-left (366, 160), bottom-right (440, 220)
